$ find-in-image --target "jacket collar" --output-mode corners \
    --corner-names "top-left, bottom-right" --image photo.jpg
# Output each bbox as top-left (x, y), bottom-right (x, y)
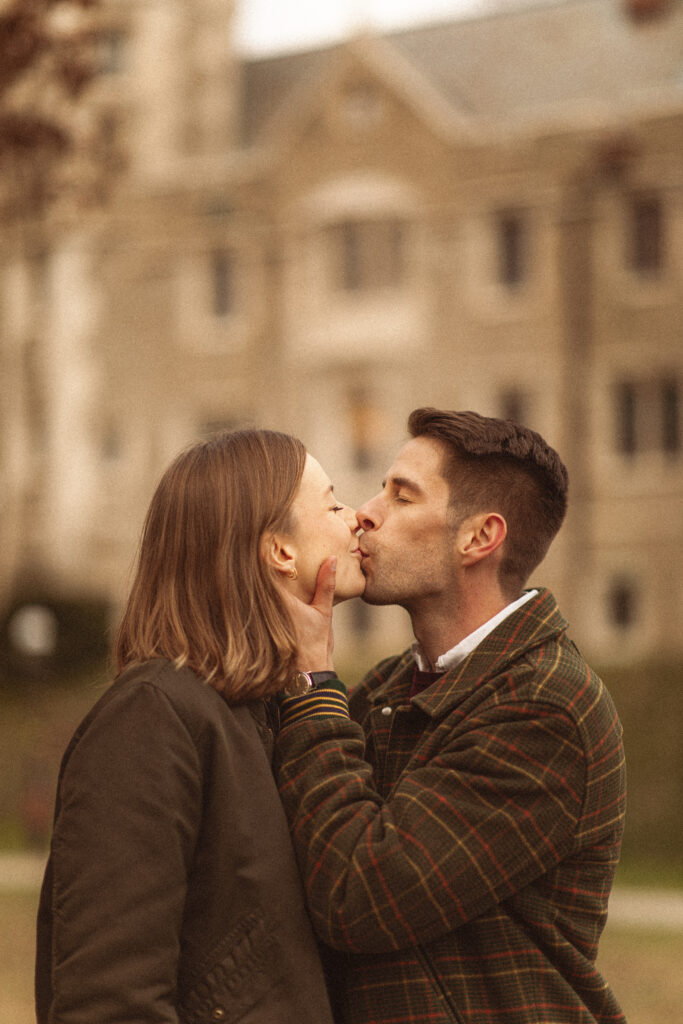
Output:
top-left (368, 589), bottom-right (567, 720)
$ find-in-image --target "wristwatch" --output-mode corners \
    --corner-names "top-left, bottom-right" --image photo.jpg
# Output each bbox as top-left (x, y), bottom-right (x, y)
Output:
top-left (287, 670), bottom-right (337, 695)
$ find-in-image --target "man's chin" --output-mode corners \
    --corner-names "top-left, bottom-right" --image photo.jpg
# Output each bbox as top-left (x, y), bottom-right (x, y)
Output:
top-left (359, 567), bottom-right (395, 606)
top-left (360, 586), bottom-right (391, 607)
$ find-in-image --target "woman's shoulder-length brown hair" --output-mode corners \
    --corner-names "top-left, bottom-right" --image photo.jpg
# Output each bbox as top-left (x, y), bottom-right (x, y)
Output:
top-left (114, 429), bottom-right (306, 702)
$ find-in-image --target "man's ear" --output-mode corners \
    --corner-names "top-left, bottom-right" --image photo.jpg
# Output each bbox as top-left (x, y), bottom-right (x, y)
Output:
top-left (457, 513), bottom-right (507, 567)
top-left (260, 531), bottom-right (298, 579)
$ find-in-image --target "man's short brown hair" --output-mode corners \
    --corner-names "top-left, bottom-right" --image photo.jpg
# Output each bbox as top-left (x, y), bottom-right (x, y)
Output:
top-left (408, 408), bottom-right (569, 596)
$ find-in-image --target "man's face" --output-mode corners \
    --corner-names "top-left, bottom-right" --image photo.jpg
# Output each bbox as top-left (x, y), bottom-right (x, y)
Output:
top-left (357, 436), bottom-right (458, 610)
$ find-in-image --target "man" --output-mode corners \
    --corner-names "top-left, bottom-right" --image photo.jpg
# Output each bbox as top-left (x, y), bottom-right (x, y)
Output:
top-left (276, 408), bottom-right (626, 1024)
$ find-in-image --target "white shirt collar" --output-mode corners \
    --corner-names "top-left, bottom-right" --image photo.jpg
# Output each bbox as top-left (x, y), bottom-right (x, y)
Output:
top-left (412, 590), bottom-right (538, 673)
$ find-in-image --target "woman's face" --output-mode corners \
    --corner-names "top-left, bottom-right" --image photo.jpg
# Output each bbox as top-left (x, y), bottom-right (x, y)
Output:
top-left (283, 454), bottom-right (365, 604)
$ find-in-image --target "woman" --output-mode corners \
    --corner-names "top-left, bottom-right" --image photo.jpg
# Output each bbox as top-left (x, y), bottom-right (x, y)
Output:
top-left (35, 428), bottom-right (364, 1024)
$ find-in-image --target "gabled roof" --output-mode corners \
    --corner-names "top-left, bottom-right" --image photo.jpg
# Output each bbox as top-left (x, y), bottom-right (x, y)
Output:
top-left (240, 0), bottom-right (683, 145)
top-left (241, 32), bottom-right (474, 155)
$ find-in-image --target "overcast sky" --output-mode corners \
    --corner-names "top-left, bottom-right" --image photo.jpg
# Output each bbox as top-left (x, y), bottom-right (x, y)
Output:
top-left (234, 0), bottom-right (493, 55)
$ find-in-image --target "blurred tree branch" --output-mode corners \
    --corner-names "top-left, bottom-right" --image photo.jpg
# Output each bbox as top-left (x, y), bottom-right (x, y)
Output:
top-left (0, 0), bottom-right (100, 218)
top-left (0, 2), bottom-right (102, 618)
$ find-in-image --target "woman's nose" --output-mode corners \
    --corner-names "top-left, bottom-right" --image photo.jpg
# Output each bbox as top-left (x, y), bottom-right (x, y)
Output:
top-left (343, 505), bottom-right (360, 531)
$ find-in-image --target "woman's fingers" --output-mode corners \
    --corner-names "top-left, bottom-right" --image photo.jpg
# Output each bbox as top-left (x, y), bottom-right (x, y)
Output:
top-left (310, 557), bottom-right (336, 617)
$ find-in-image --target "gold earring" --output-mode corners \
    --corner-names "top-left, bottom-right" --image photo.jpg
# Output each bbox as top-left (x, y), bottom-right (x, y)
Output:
top-left (287, 568), bottom-right (298, 581)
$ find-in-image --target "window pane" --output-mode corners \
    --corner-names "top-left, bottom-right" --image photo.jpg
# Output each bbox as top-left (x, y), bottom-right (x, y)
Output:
top-left (613, 377), bottom-right (680, 456)
top-left (661, 379), bottom-right (680, 454)
top-left (341, 221), bottom-right (361, 291)
top-left (615, 381), bottom-right (637, 455)
top-left (328, 218), bottom-right (406, 292)
top-left (499, 388), bottom-right (526, 425)
top-left (608, 579), bottom-right (638, 629)
top-left (497, 211), bottom-right (525, 287)
top-left (629, 194), bottom-right (663, 274)
top-left (211, 249), bottom-right (233, 317)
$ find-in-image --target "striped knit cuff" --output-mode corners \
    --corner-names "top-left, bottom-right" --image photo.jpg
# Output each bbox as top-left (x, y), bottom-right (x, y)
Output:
top-left (280, 677), bottom-right (349, 728)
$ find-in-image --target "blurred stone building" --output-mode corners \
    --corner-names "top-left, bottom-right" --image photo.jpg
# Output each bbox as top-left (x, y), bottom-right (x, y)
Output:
top-left (1, 0), bottom-right (681, 669)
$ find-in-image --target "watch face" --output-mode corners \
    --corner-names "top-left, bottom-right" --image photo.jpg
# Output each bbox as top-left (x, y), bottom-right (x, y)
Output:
top-left (284, 670), bottom-right (336, 696)
top-left (288, 671), bottom-right (312, 695)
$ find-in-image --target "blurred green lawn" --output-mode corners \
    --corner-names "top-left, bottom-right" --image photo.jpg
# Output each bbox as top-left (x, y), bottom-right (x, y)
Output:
top-left (3, 885), bottom-right (682, 1023)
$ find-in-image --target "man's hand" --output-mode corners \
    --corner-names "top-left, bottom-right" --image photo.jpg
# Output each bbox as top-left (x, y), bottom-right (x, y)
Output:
top-left (279, 557), bottom-right (337, 670)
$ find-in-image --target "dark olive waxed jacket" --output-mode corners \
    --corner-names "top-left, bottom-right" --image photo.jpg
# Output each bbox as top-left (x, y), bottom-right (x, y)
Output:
top-left (36, 658), bottom-right (334, 1024)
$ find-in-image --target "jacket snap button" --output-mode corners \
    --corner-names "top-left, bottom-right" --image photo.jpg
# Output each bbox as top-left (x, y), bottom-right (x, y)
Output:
top-left (381, 706), bottom-right (392, 716)
top-left (211, 1009), bottom-right (226, 1021)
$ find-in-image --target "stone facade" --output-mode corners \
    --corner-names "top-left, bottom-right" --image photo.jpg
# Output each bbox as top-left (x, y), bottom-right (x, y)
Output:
top-left (1, 0), bottom-right (681, 668)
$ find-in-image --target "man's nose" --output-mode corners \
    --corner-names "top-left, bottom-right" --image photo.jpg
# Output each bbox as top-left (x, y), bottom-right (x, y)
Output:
top-left (356, 498), bottom-right (380, 532)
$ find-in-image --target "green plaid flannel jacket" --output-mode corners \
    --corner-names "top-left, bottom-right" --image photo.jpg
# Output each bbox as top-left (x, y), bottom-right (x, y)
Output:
top-left (275, 589), bottom-right (626, 1024)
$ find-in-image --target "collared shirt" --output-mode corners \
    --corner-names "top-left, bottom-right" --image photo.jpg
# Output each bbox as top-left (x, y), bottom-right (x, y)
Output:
top-left (411, 589), bottom-right (538, 673)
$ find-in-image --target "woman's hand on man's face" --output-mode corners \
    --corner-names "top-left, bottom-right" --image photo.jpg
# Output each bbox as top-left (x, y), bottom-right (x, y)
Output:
top-left (277, 557), bottom-right (337, 671)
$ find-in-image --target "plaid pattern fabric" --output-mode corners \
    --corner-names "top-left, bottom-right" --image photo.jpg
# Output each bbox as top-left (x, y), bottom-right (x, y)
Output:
top-left (276, 590), bottom-right (626, 1024)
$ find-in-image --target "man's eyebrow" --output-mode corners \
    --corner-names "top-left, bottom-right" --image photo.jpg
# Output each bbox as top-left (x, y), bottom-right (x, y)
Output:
top-left (384, 475), bottom-right (424, 495)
